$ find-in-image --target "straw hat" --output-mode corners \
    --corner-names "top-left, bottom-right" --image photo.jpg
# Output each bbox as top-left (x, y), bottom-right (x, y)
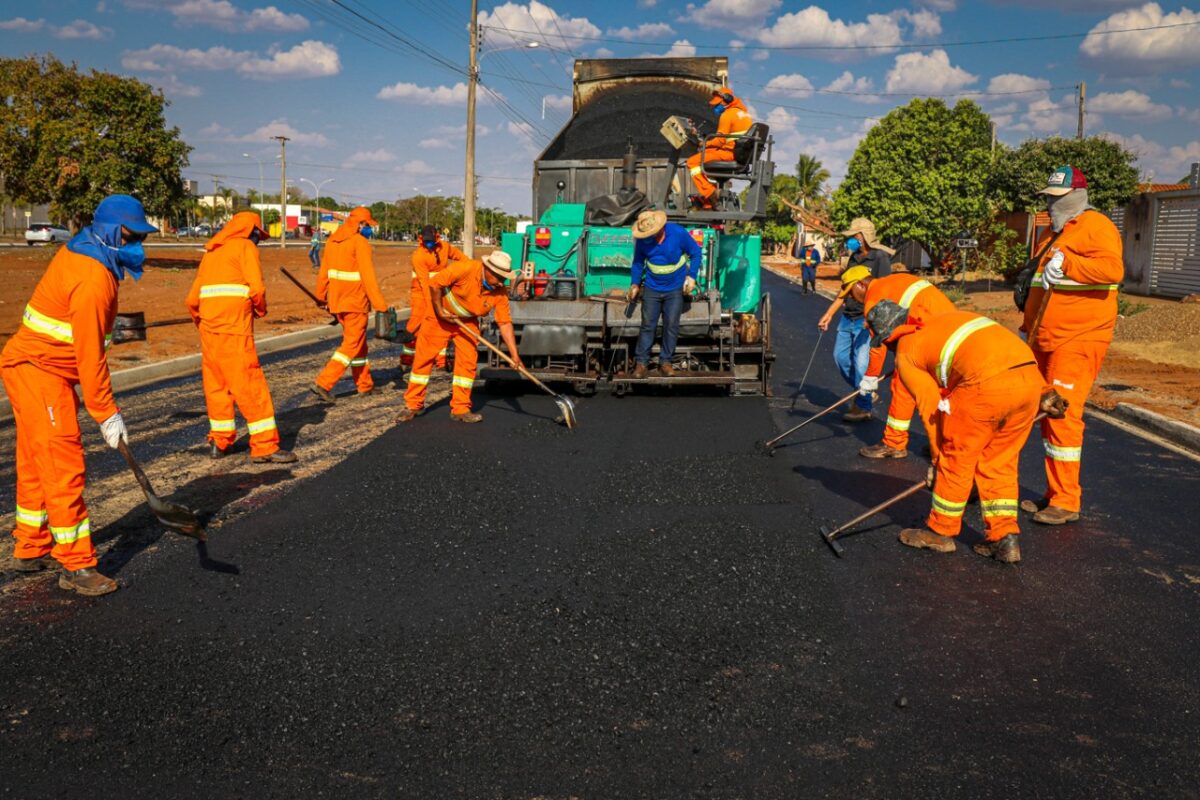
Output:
top-left (482, 250), bottom-right (517, 280)
top-left (631, 209), bottom-right (668, 239)
top-left (841, 217), bottom-right (895, 256)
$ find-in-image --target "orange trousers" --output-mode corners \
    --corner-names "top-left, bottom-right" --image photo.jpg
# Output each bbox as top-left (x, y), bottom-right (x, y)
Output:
top-left (1034, 339), bottom-right (1108, 513)
top-left (403, 317), bottom-right (479, 415)
top-left (2, 363), bottom-right (96, 570)
top-left (927, 366), bottom-right (1041, 541)
top-left (882, 372), bottom-right (919, 451)
top-left (201, 332), bottom-right (279, 458)
top-left (687, 149), bottom-right (736, 200)
top-left (316, 311), bottom-right (373, 394)
top-left (400, 317), bottom-right (447, 369)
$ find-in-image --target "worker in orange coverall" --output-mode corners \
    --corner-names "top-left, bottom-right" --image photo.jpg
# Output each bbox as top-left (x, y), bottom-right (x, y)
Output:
top-left (397, 250), bottom-right (522, 424)
top-left (687, 87), bottom-right (753, 210)
top-left (311, 206), bottom-right (390, 403)
top-left (853, 270), bottom-right (957, 460)
top-left (1019, 166), bottom-right (1124, 526)
top-left (866, 302), bottom-right (1067, 564)
top-left (0, 194), bottom-right (160, 596)
top-left (403, 224), bottom-right (465, 369)
top-left (186, 212), bottom-right (296, 464)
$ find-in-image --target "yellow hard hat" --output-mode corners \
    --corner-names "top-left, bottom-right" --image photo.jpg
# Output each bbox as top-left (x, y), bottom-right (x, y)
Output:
top-left (837, 265), bottom-right (872, 298)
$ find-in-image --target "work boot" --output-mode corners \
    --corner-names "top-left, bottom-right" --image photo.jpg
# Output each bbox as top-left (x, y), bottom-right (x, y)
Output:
top-left (973, 535), bottom-right (1021, 564)
top-left (451, 411), bottom-right (483, 424)
top-left (660, 362), bottom-right (676, 377)
top-left (631, 363), bottom-right (649, 379)
top-left (1032, 505), bottom-right (1080, 525)
top-left (59, 568), bottom-right (118, 597)
top-left (309, 384), bottom-right (336, 404)
top-left (395, 407), bottom-right (419, 423)
top-left (859, 442), bottom-right (908, 459)
top-left (898, 528), bottom-right (957, 553)
top-left (14, 554), bottom-right (54, 573)
top-left (1020, 498), bottom-right (1050, 514)
top-left (357, 388), bottom-right (375, 397)
top-left (842, 408), bottom-right (872, 423)
top-left (252, 449), bottom-right (298, 464)
top-left (209, 442), bottom-right (227, 460)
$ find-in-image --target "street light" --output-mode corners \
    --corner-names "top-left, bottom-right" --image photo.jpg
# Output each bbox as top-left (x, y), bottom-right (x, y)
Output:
top-left (298, 177), bottom-right (334, 238)
top-left (415, 186), bottom-right (443, 227)
top-left (242, 153), bottom-right (264, 227)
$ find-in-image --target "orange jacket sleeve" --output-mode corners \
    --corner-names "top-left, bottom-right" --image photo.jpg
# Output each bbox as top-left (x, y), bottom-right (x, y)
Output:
top-left (185, 273), bottom-right (202, 324)
top-left (357, 238), bottom-right (388, 312)
top-left (446, 242), bottom-right (467, 262)
top-left (431, 258), bottom-right (471, 290)
top-left (493, 293), bottom-right (513, 326)
top-left (70, 273), bottom-right (119, 423)
top-left (866, 344), bottom-right (887, 378)
top-left (244, 243), bottom-right (268, 318)
top-left (897, 350), bottom-right (942, 463)
top-left (315, 257), bottom-right (330, 303)
top-left (1062, 214), bottom-right (1124, 286)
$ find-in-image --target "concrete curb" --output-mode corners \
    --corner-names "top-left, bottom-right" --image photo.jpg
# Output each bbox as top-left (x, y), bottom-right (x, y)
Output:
top-left (0, 323), bottom-right (342, 423)
top-left (1097, 402), bottom-right (1200, 456)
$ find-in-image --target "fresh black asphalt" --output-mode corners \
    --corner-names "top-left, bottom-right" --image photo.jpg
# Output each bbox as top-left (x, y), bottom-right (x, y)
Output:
top-left (1, 272), bottom-right (1198, 798)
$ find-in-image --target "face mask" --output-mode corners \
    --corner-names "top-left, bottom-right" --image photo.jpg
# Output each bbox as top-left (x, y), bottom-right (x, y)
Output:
top-left (713, 103), bottom-right (726, 116)
top-left (481, 272), bottom-right (495, 291)
top-left (249, 230), bottom-right (262, 245)
top-left (360, 225), bottom-right (374, 239)
top-left (112, 241), bottom-right (146, 280)
top-left (423, 239), bottom-right (437, 250)
top-left (845, 237), bottom-right (861, 254)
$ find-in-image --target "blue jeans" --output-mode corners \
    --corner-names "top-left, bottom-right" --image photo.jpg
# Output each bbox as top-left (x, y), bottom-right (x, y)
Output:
top-left (308, 247), bottom-right (322, 269)
top-left (635, 286), bottom-right (683, 365)
top-left (834, 315), bottom-right (872, 411)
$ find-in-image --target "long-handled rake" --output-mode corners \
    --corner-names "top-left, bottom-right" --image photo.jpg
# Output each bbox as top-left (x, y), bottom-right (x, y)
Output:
top-left (759, 371), bottom-right (892, 456)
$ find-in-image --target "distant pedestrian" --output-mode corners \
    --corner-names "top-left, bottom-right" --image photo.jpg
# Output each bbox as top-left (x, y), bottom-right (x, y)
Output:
top-left (308, 228), bottom-right (324, 270)
top-left (816, 217), bottom-right (893, 422)
top-left (790, 233), bottom-right (821, 294)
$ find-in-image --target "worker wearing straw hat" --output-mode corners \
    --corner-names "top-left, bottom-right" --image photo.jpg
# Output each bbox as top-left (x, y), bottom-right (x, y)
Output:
top-left (627, 209), bottom-right (703, 378)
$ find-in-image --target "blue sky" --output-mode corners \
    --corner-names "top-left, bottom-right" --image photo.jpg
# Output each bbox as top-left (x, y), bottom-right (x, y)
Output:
top-left (3, 0), bottom-right (1200, 216)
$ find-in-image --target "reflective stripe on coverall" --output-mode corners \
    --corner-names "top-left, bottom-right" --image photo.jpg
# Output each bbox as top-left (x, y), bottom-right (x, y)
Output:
top-left (1023, 209), bottom-right (1123, 512)
top-left (1, 247), bottom-right (122, 570)
top-left (186, 212), bottom-right (281, 457)
top-left (403, 259), bottom-right (512, 415)
top-left (894, 311), bottom-right (1043, 542)
top-left (687, 96), bottom-right (753, 201)
top-left (862, 274), bottom-right (957, 450)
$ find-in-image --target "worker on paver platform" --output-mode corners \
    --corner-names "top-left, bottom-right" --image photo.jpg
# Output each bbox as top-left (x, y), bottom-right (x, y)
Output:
top-left (311, 206), bottom-right (390, 403)
top-left (397, 250), bottom-right (522, 424)
top-left (0, 194), bottom-right (157, 596)
top-left (687, 87), bottom-right (753, 211)
top-left (404, 224), bottom-right (465, 369)
top-left (867, 302), bottom-right (1067, 564)
top-left (1019, 166), bottom-right (1124, 526)
top-left (186, 211), bottom-right (296, 464)
top-left (854, 270), bottom-right (957, 459)
top-left (627, 209), bottom-right (703, 378)
top-left (818, 217), bottom-right (893, 423)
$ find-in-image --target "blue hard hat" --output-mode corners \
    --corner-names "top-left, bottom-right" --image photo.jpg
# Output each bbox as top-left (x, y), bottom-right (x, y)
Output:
top-left (94, 194), bottom-right (158, 234)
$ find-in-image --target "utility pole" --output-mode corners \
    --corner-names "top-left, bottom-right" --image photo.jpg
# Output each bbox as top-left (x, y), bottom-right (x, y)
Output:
top-left (1076, 81), bottom-right (1086, 140)
top-left (990, 120), bottom-right (998, 155)
top-left (463, 0), bottom-right (479, 256)
top-left (274, 135), bottom-right (289, 249)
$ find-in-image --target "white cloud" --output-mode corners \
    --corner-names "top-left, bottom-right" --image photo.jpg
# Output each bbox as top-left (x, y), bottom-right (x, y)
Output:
top-left (145, 73), bottom-right (203, 98)
top-left (986, 73), bottom-right (1052, 94)
top-left (232, 119), bottom-right (329, 146)
top-left (167, 0), bottom-right (307, 31)
top-left (53, 19), bottom-right (111, 39)
top-left (824, 70), bottom-right (879, 103)
top-left (1024, 94), bottom-right (1079, 133)
top-left (1088, 89), bottom-right (1173, 120)
top-left (1081, 3), bottom-right (1200, 73)
top-left (686, 0), bottom-right (781, 29)
top-left (419, 138), bottom-right (454, 150)
top-left (758, 8), bottom-right (905, 57)
top-left (593, 46), bottom-right (615, 57)
top-left (764, 73), bottom-right (815, 98)
top-left (607, 22), bottom-right (673, 39)
top-left (764, 105), bottom-right (868, 189)
top-left (122, 40), bottom-right (340, 79)
top-left (641, 39), bottom-right (697, 57)
top-left (0, 17), bottom-right (45, 32)
top-left (244, 41), bottom-right (339, 78)
top-left (918, 0), bottom-right (956, 9)
top-left (1179, 107), bottom-right (1200, 123)
top-left (1098, 131), bottom-right (1200, 182)
top-left (343, 149), bottom-right (397, 166)
top-left (477, 2), bottom-right (600, 50)
top-left (901, 9), bottom-right (942, 38)
top-left (544, 93), bottom-right (572, 110)
top-left (884, 49), bottom-right (977, 94)
top-left (1170, 78), bottom-right (1191, 89)
top-left (122, 44), bottom-right (242, 72)
top-left (377, 82), bottom-right (469, 105)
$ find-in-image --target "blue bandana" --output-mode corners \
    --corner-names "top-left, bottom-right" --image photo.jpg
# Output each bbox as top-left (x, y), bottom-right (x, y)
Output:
top-left (66, 223), bottom-right (145, 282)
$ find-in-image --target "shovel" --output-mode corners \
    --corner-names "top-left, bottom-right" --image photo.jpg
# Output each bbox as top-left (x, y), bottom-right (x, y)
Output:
top-left (111, 312), bottom-right (195, 345)
top-left (116, 440), bottom-right (206, 541)
top-left (279, 267), bottom-right (339, 325)
top-left (452, 319), bottom-right (577, 430)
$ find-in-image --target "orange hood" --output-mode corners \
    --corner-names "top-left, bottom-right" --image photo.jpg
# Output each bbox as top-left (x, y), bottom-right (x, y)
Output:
top-left (205, 211), bottom-right (267, 251)
top-left (330, 206), bottom-right (379, 243)
top-left (710, 87), bottom-right (748, 113)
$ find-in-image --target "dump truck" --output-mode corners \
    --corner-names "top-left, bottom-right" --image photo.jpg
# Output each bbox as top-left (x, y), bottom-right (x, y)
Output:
top-left (478, 56), bottom-right (775, 396)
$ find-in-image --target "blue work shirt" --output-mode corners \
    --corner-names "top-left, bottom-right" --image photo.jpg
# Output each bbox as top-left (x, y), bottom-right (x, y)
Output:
top-left (630, 223), bottom-right (703, 292)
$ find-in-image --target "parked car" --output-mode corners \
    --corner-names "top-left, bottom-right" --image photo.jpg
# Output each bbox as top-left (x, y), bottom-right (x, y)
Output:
top-left (25, 223), bottom-right (71, 246)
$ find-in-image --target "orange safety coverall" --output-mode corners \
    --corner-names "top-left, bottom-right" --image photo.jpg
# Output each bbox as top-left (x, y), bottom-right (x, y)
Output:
top-left (404, 237), bottom-right (466, 367)
top-left (315, 212), bottom-right (388, 394)
top-left (403, 259), bottom-right (512, 416)
top-left (185, 212), bottom-right (280, 458)
top-left (863, 274), bottom-right (957, 451)
top-left (1022, 210), bottom-right (1123, 513)
top-left (894, 311), bottom-right (1042, 542)
top-left (687, 96), bottom-right (753, 202)
top-left (1, 249), bottom-right (120, 570)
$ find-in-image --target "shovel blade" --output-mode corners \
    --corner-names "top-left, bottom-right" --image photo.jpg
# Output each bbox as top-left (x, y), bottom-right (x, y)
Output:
top-left (819, 526), bottom-right (845, 558)
top-left (555, 395), bottom-right (577, 429)
top-left (147, 495), bottom-right (206, 541)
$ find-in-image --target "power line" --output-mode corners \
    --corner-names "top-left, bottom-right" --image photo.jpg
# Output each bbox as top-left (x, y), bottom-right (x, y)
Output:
top-left (739, 78), bottom-right (1078, 99)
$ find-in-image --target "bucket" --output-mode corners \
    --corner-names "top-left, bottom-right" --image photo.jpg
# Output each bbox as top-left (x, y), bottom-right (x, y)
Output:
top-left (553, 268), bottom-right (577, 300)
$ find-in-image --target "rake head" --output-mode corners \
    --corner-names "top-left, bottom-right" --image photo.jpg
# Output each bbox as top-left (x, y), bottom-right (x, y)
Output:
top-left (819, 525), bottom-right (845, 558)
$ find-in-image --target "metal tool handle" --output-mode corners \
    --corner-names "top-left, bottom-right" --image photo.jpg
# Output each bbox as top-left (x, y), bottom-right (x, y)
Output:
top-left (452, 319), bottom-right (558, 399)
top-left (1028, 285), bottom-right (1053, 342)
top-left (117, 438), bottom-right (156, 503)
top-left (280, 267), bottom-right (324, 306)
top-left (827, 480), bottom-right (928, 543)
top-left (767, 370), bottom-right (893, 449)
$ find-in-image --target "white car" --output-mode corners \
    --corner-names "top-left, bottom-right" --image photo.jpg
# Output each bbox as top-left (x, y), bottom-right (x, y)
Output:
top-left (25, 223), bottom-right (71, 246)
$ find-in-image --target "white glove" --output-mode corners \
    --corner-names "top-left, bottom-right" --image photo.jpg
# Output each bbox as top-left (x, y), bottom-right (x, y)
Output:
top-left (683, 277), bottom-right (697, 295)
top-left (1041, 249), bottom-right (1066, 289)
top-left (937, 397), bottom-right (951, 415)
top-left (100, 412), bottom-right (128, 450)
top-left (858, 375), bottom-right (880, 396)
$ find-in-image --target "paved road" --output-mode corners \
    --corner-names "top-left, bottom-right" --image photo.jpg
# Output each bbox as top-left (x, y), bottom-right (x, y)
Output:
top-left (1, 272), bottom-right (1198, 798)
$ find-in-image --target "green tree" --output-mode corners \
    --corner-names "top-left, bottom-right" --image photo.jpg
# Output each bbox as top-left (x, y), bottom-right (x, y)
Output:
top-left (794, 153), bottom-right (831, 206)
top-left (831, 98), bottom-right (993, 263)
top-left (0, 55), bottom-right (191, 229)
top-left (990, 136), bottom-right (1139, 212)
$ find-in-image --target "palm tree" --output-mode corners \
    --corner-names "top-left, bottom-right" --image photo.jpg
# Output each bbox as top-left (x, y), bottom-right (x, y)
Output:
top-left (794, 154), bottom-right (830, 207)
